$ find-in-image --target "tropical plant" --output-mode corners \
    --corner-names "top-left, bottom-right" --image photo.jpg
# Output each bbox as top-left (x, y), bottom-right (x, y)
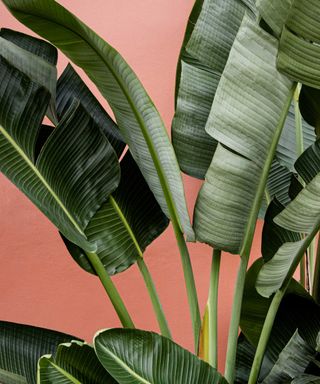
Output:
top-left (0, 0), bottom-right (320, 383)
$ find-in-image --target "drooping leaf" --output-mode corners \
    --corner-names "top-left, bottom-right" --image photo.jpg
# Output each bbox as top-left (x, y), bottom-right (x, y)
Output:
top-left (172, 0), bottom-right (256, 179)
top-left (38, 341), bottom-right (117, 383)
top-left (0, 30), bottom-right (57, 123)
top-left (94, 328), bottom-right (227, 384)
top-left (0, 321), bottom-right (78, 384)
top-left (276, 1), bottom-right (320, 88)
top-left (57, 64), bottom-right (125, 158)
top-left (0, 55), bottom-right (120, 251)
top-left (194, 14), bottom-right (294, 253)
top-left (261, 331), bottom-right (316, 384)
top-left (62, 151), bottom-right (169, 276)
top-left (2, 0), bottom-right (194, 240)
top-left (295, 139), bottom-right (320, 184)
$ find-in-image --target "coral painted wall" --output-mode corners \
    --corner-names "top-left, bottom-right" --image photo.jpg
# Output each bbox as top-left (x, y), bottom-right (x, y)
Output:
top-left (0, 0), bottom-right (262, 370)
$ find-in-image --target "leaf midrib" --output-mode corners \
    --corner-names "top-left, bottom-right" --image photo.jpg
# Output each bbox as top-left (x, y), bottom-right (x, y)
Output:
top-left (0, 124), bottom-right (85, 236)
top-left (42, 358), bottom-right (82, 384)
top-left (11, 7), bottom-right (182, 230)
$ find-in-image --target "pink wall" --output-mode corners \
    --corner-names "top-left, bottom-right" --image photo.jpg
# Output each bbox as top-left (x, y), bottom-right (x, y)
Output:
top-left (0, 0), bottom-right (262, 370)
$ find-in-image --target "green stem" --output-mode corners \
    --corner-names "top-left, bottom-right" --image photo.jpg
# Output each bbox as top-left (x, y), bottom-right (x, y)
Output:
top-left (208, 249), bottom-right (221, 368)
top-left (309, 238), bottom-right (316, 287)
top-left (248, 290), bottom-right (284, 384)
top-left (137, 257), bottom-right (172, 339)
top-left (224, 84), bottom-right (296, 384)
top-left (173, 222), bottom-right (201, 353)
top-left (312, 235), bottom-right (320, 303)
top-left (85, 252), bottom-right (135, 328)
top-left (300, 256), bottom-right (306, 288)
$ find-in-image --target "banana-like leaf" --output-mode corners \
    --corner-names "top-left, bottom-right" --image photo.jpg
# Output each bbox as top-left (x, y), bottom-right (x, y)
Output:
top-left (0, 52), bottom-right (120, 251)
top-left (172, 0), bottom-right (255, 179)
top-left (256, 0), bottom-right (293, 38)
top-left (38, 341), bottom-right (117, 383)
top-left (295, 139), bottom-right (320, 184)
top-left (94, 328), bottom-right (227, 384)
top-left (240, 259), bottom-right (317, 350)
top-left (194, 15), bottom-right (294, 253)
top-left (57, 64), bottom-right (125, 158)
top-left (62, 151), bottom-right (169, 276)
top-left (0, 321), bottom-right (78, 384)
top-left (262, 198), bottom-right (301, 262)
top-left (274, 0), bottom-right (320, 88)
top-left (261, 331), bottom-right (316, 384)
top-left (0, 29), bottom-right (58, 123)
top-left (2, 0), bottom-right (194, 241)
top-left (292, 375), bottom-right (320, 384)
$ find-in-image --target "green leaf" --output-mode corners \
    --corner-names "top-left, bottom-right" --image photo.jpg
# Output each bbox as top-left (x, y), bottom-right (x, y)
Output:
top-left (292, 375), bottom-right (320, 384)
top-left (0, 54), bottom-right (120, 251)
top-left (38, 341), bottom-right (117, 383)
top-left (57, 64), bottom-right (125, 158)
top-left (194, 14), bottom-right (294, 253)
top-left (0, 29), bottom-right (58, 123)
top-left (172, 0), bottom-right (255, 179)
top-left (295, 139), bottom-right (320, 184)
top-left (94, 328), bottom-right (227, 384)
top-left (2, 0), bottom-right (194, 241)
top-left (261, 331), bottom-right (316, 384)
top-left (62, 151), bottom-right (169, 276)
top-left (276, 1), bottom-right (320, 88)
top-left (0, 321), bottom-right (78, 384)
top-left (300, 86), bottom-right (320, 137)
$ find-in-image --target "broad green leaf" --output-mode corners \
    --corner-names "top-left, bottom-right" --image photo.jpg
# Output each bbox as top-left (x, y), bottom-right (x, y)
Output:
top-left (276, 1), bottom-right (320, 88)
top-left (0, 30), bottom-right (57, 123)
top-left (62, 151), bottom-right (169, 276)
top-left (261, 331), bottom-right (316, 384)
top-left (38, 341), bottom-right (116, 383)
top-left (94, 329), bottom-right (227, 384)
top-left (292, 375), bottom-right (320, 384)
top-left (295, 139), bottom-right (320, 184)
top-left (194, 15), bottom-right (293, 253)
top-left (0, 55), bottom-right (120, 251)
top-left (2, 0), bottom-right (194, 240)
top-left (57, 64), bottom-right (125, 158)
top-left (262, 199), bottom-right (300, 262)
top-left (256, 0), bottom-right (293, 37)
top-left (240, 259), bottom-right (314, 349)
top-left (0, 321), bottom-right (78, 384)
top-left (172, 0), bottom-right (255, 179)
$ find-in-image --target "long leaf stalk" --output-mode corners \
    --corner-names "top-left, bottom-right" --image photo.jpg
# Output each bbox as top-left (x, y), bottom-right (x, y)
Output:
top-left (294, 84), bottom-right (307, 288)
top-left (224, 85), bottom-right (296, 384)
top-left (312, 234), bottom-right (320, 303)
top-left (248, 221), bottom-right (320, 384)
top-left (85, 252), bottom-right (135, 328)
top-left (136, 257), bottom-right (172, 339)
top-left (203, 248), bottom-right (221, 368)
top-left (173, 222), bottom-right (201, 353)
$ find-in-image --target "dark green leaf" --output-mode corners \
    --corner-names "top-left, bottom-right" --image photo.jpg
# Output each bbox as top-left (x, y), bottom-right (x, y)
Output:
top-left (94, 328), bottom-right (227, 384)
top-left (0, 321), bottom-right (78, 384)
top-left (38, 341), bottom-right (117, 383)
top-left (299, 86), bottom-right (320, 138)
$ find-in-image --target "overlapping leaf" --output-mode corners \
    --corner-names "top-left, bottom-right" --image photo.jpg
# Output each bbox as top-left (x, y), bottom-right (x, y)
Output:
top-left (38, 341), bottom-right (116, 383)
top-left (63, 151), bottom-right (169, 276)
top-left (172, 0), bottom-right (255, 179)
top-left (94, 328), bottom-right (227, 384)
top-left (2, 0), bottom-right (194, 240)
top-left (194, 15), bottom-right (294, 253)
top-left (0, 321), bottom-right (78, 384)
top-left (0, 45), bottom-right (120, 251)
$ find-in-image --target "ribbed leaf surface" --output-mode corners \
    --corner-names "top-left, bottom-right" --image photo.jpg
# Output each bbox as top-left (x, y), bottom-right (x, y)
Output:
top-left (276, 0), bottom-right (320, 88)
top-left (63, 152), bottom-right (169, 276)
top-left (94, 329), bottom-right (227, 384)
top-left (0, 55), bottom-right (120, 251)
top-left (2, 0), bottom-right (194, 240)
top-left (256, 0), bottom-right (293, 37)
top-left (292, 375), bottom-right (320, 384)
top-left (38, 341), bottom-right (116, 383)
top-left (172, 0), bottom-right (255, 179)
top-left (194, 15), bottom-right (293, 253)
top-left (295, 139), bottom-right (320, 184)
top-left (57, 64), bottom-right (125, 158)
top-left (299, 86), bottom-right (320, 138)
top-left (262, 331), bottom-right (316, 384)
top-left (0, 321), bottom-right (78, 384)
